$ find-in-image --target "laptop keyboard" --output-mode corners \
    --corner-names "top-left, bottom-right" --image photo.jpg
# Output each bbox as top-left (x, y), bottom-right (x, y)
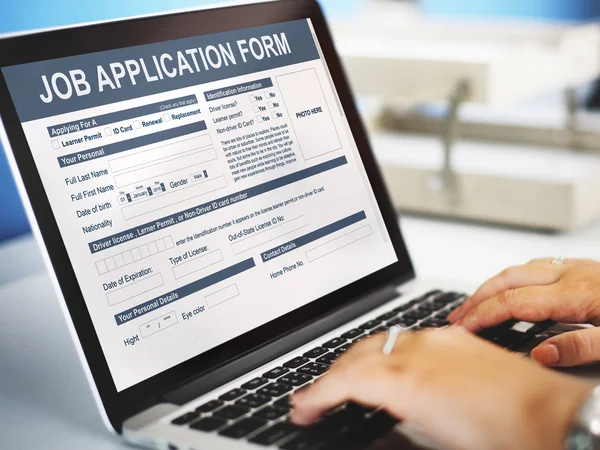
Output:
top-left (170, 289), bottom-right (552, 449)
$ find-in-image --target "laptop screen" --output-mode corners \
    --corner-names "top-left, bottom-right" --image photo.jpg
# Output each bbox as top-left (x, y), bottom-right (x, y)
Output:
top-left (2, 19), bottom-right (398, 391)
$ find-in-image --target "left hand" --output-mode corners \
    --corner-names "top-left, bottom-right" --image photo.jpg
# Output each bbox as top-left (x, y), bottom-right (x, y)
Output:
top-left (448, 258), bottom-right (600, 367)
top-left (290, 327), bottom-right (590, 450)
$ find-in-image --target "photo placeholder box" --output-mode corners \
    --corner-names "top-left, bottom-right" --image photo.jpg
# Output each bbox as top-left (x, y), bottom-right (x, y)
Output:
top-left (276, 69), bottom-right (342, 160)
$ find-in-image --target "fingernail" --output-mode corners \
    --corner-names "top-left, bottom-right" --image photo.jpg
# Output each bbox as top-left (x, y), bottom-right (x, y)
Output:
top-left (451, 319), bottom-right (461, 327)
top-left (532, 344), bottom-right (559, 365)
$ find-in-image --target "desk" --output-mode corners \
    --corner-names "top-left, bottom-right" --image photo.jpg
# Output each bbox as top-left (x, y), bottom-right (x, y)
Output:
top-left (2, 215), bottom-right (600, 449)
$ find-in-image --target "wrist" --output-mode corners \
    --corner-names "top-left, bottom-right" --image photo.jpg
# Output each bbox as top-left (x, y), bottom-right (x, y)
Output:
top-left (529, 375), bottom-right (592, 450)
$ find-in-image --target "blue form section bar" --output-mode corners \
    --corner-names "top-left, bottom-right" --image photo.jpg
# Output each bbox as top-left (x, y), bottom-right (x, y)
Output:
top-left (3, 20), bottom-right (319, 122)
top-left (88, 156), bottom-right (348, 254)
top-left (204, 78), bottom-right (273, 102)
top-left (47, 94), bottom-right (198, 137)
top-left (260, 211), bottom-right (367, 263)
top-left (114, 257), bottom-right (255, 325)
top-left (57, 120), bottom-right (207, 167)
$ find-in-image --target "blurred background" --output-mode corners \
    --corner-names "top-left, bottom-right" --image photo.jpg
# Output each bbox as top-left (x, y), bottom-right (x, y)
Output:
top-left (2, 0), bottom-right (600, 241)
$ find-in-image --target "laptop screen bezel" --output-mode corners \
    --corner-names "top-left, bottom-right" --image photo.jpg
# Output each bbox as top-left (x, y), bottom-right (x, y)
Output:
top-left (0, 0), bottom-right (414, 431)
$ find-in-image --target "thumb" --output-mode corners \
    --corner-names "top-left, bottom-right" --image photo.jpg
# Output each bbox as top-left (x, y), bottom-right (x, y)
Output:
top-left (531, 327), bottom-right (600, 367)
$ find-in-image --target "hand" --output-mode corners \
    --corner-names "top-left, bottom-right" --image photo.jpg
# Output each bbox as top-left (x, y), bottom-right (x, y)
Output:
top-left (448, 258), bottom-right (600, 367)
top-left (290, 328), bottom-right (590, 450)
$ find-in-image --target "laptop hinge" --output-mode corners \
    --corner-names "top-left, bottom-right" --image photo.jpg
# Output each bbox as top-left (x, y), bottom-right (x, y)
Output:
top-left (163, 282), bottom-right (402, 406)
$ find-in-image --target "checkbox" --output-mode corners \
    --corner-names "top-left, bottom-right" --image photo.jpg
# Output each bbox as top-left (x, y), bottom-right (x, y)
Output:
top-left (271, 112), bottom-right (279, 119)
top-left (105, 257), bottom-right (116, 271)
top-left (250, 94), bottom-right (257, 103)
top-left (51, 139), bottom-right (60, 149)
top-left (96, 260), bottom-right (108, 275)
top-left (264, 91), bottom-right (273, 99)
top-left (163, 113), bottom-right (171, 122)
top-left (268, 102), bottom-right (275, 109)
top-left (253, 106), bottom-right (260, 113)
top-left (104, 127), bottom-right (112, 136)
top-left (133, 120), bottom-right (141, 129)
top-left (114, 253), bottom-right (125, 268)
top-left (256, 115), bottom-right (263, 123)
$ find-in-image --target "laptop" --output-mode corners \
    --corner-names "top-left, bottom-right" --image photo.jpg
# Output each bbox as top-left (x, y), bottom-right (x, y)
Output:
top-left (0, 1), bottom-right (562, 448)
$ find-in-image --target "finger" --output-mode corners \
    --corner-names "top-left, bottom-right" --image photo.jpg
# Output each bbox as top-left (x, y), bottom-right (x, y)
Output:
top-left (531, 328), bottom-right (600, 367)
top-left (527, 258), bottom-right (597, 266)
top-left (458, 285), bottom-right (559, 333)
top-left (448, 264), bottom-right (563, 323)
top-left (290, 353), bottom-right (393, 425)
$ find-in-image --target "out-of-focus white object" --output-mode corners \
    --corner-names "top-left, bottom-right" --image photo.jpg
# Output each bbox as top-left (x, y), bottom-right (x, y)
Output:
top-left (331, 2), bottom-right (600, 105)
top-left (330, 1), bottom-right (600, 231)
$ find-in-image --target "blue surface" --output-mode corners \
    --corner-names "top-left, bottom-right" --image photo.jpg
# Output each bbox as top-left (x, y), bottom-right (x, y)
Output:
top-left (0, 0), bottom-right (353, 242)
top-left (421, 0), bottom-right (600, 21)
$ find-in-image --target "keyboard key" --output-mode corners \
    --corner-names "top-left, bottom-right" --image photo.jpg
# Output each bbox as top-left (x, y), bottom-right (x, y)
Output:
top-left (219, 388), bottom-right (247, 401)
top-left (279, 372), bottom-right (313, 387)
top-left (345, 401), bottom-right (376, 415)
top-left (195, 399), bottom-right (224, 413)
top-left (249, 421), bottom-right (300, 446)
top-left (420, 289), bottom-right (443, 300)
top-left (376, 311), bottom-right (397, 321)
top-left (335, 344), bottom-right (351, 353)
top-left (495, 330), bottom-right (530, 350)
top-left (478, 321), bottom-right (517, 341)
top-left (421, 318), bottom-right (449, 328)
top-left (284, 356), bottom-right (310, 369)
top-left (392, 302), bottom-right (414, 313)
top-left (369, 326), bottom-right (388, 335)
top-left (527, 321), bottom-right (553, 336)
top-left (213, 405), bottom-right (250, 420)
top-left (317, 352), bottom-right (339, 365)
top-left (171, 411), bottom-right (199, 425)
top-left (189, 416), bottom-right (227, 432)
top-left (418, 303), bottom-right (439, 313)
top-left (241, 377), bottom-right (269, 390)
top-left (386, 317), bottom-right (414, 327)
top-left (359, 320), bottom-right (381, 330)
top-left (404, 309), bottom-right (431, 320)
top-left (258, 382), bottom-right (293, 397)
top-left (254, 404), bottom-right (290, 421)
top-left (297, 362), bottom-right (329, 376)
top-left (219, 417), bottom-right (268, 439)
top-left (236, 393), bottom-right (271, 408)
top-left (322, 337), bottom-right (346, 349)
top-left (280, 421), bottom-right (337, 450)
top-left (263, 367), bottom-right (290, 379)
top-left (275, 395), bottom-right (291, 407)
top-left (341, 328), bottom-right (363, 339)
top-left (303, 347), bottom-right (328, 358)
top-left (367, 409), bottom-right (399, 435)
top-left (436, 292), bottom-right (465, 305)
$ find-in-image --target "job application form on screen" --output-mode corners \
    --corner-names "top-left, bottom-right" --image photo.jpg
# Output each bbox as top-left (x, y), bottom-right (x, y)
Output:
top-left (2, 19), bottom-right (397, 390)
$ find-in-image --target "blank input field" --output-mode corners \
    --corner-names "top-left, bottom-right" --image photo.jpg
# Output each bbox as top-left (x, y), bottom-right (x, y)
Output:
top-left (306, 225), bottom-right (372, 262)
top-left (109, 134), bottom-right (213, 173)
top-left (206, 284), bottom-right (239, 308)
top-left (231, 216), bottom-right (309, 255)
top-left (106, 273), bottom-right (164, 307)
top-left (113, 148), bottom-right (217, 188)
top-left (172, 249), bottom-right (224, 279)
top-left (122, 176), bottom-right (228, 220)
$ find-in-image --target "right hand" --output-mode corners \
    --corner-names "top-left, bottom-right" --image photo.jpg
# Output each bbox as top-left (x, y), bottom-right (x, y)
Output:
top-left (448, 258), bottom-right (600, 367)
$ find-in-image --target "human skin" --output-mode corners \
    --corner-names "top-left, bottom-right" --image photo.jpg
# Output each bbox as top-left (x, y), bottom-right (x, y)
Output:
top-left (449, 258), bottom-right (600, 367)
top-left (290, 328), bottom-right (591, 450)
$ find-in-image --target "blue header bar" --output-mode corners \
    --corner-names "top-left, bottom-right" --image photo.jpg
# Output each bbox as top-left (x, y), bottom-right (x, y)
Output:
top-left (114, 258), bottom-right (255, 325)
top-left (47, 94), bottom-right (198, 138)
top-left (260, 211), bottom-right (367, 262)
top-left (88, 156), bottom-right (348, 254)
top-left (2, 20), bottom-right (319, 122)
